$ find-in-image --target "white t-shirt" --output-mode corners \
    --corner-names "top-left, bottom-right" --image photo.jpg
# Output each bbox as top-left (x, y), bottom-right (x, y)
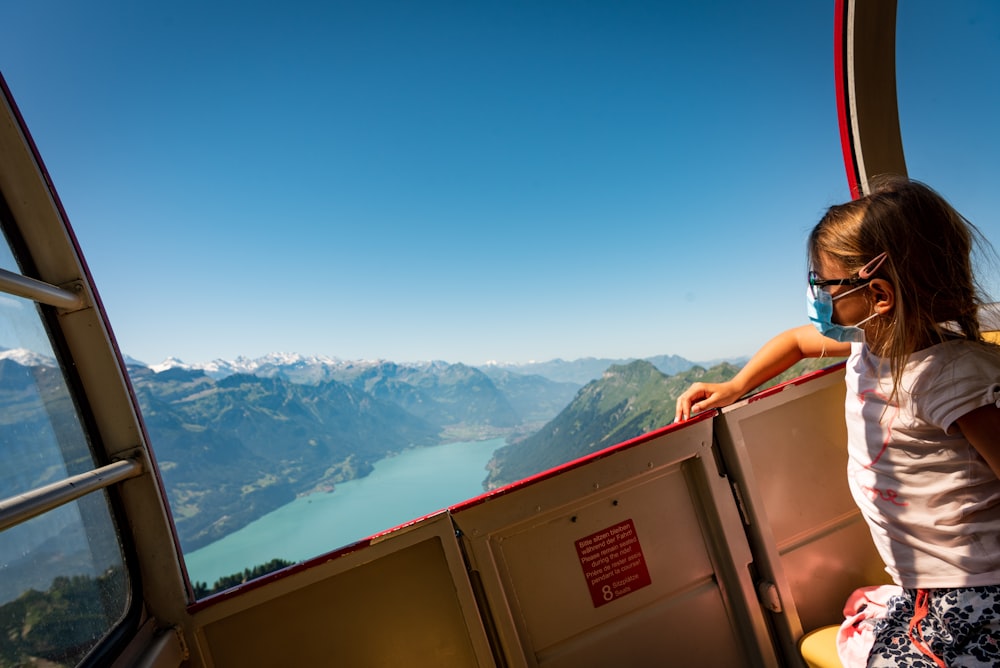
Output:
top-left (844, 339), bottom-right (1000, 588)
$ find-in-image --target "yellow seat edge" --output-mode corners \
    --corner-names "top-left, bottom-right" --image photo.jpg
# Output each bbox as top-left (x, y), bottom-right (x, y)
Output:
top-left (798, 625), bottom-right (841, 668)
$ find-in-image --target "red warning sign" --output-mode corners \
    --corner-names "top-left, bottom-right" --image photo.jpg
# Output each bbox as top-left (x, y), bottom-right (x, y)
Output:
top-left (574, 518), bottom-right (652, 608)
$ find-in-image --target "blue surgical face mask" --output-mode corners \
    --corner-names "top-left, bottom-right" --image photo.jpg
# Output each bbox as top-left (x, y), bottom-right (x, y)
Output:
top-left (806, 283), bottom-right (878, 342)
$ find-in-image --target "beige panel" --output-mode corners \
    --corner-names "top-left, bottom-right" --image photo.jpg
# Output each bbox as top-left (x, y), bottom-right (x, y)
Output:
top-left (192, 514), bottom-right (492, 667)
top-left (495, 468), bottom-right (717, 650)
top-left (780, 516), bottom-right (888, 634)
top-left (716, 368), bottom-right (889, 665)
top-left (455, 419), bottom-right (777, 668)
top-left (537, 581), bottom-right (748, 668)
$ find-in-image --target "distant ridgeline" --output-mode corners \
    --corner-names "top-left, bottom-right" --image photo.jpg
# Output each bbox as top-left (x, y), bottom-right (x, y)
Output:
top-left (0, 350), bottom-right (838, 555)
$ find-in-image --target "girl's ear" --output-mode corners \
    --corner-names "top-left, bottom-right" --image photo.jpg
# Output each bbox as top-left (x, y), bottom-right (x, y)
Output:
top-left (869, 278), bottom-right (895, 315)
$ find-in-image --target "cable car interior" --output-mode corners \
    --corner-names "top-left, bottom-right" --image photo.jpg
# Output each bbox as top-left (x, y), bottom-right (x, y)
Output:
top-left (1, 1), bottom-right (998, 666)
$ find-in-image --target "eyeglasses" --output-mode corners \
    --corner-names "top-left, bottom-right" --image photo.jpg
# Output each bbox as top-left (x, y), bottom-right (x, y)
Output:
top-left (807, 252), bottom-right (888, 298)
top-left (808, 272), bottom-right (870, 298)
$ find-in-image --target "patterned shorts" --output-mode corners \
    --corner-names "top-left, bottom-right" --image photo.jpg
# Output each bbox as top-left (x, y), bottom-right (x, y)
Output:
top-left (867, 585), bottom-right (1000, 667)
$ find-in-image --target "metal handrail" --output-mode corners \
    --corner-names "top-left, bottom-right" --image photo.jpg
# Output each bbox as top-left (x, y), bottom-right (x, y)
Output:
top-left (0, 458), bottom-right (143, 532)
top-left (0, 266), bottom-right (84, 310)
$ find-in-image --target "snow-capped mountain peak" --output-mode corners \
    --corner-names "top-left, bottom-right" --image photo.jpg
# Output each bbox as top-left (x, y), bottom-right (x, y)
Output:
top-left (145, 352), bottom-right (373, 383)
top-left (0, 347), bottom-right (57, 368)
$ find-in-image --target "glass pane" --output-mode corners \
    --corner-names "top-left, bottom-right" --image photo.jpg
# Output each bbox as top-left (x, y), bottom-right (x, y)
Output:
top-left (95, 4), bottom-right (848, 597)
top-left (896, 1), bottom-right (1000, 298)
top-left (0, 4), bottom-right (851, 598)
top-left (0, 233), bottom-right (130, 665)
top-left (0, 497), bottom-right (128, 667)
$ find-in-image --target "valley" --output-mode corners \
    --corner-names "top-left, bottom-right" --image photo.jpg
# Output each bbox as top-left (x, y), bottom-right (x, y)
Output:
top-left (0, 348), bottom-right (834, 558)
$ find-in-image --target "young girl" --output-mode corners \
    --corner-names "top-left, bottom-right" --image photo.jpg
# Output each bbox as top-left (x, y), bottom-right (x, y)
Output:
top-left (675, 177), bottom-right (1000, 667)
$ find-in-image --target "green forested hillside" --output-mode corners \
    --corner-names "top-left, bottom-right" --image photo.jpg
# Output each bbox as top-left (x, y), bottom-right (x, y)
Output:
top-left (0, 568), bottom-right (126, 667)
top-left (484, 356), bottom-right (843, 488)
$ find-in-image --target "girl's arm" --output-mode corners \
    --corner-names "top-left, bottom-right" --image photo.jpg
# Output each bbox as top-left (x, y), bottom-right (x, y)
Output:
top-left (956, 404), bottom-right (1000, 479)
top-left (674, 324), bottom-right (851, 421)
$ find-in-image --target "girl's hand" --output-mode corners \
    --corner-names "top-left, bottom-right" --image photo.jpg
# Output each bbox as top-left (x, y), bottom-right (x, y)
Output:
top-left (673, 325), bottom-right (840, 423)
top-left (675, 381), bottom-right (743, 422)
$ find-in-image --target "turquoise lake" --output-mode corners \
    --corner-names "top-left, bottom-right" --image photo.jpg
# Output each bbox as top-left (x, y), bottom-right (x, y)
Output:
top-left (183, 437), bottom-right (504, 587)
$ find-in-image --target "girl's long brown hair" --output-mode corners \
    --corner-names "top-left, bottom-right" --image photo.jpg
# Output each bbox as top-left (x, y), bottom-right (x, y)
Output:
top-left (809, 175), bottom-right (994, 394)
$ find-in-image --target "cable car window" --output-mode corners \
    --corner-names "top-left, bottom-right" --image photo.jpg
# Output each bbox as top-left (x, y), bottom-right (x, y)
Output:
top-left (0, 237), bottom-right (130, 666)
top-left (0, 4), bottom-right (852, 600)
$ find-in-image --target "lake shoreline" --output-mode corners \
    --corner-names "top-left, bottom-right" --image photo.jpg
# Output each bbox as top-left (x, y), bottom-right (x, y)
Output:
top-left (185, 437), bottom-right (506, 588)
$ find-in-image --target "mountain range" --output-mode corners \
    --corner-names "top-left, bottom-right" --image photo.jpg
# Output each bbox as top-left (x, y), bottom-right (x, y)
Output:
top-left (2, 348), bottom-right (834, 555)
top-left (123, 353), bottom-right (611, 551)
top-left (138, 351), bottom-right (741, 386)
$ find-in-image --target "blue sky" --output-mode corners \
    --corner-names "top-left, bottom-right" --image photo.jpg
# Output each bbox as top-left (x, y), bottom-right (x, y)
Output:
top-left (1, 1), bottom-right (998, 366)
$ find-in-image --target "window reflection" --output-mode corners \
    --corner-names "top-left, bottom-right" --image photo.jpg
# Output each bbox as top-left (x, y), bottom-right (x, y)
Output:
top-left (0, 227), bottom-right (129, 666)
top-left (0, 499), bottom-right (128, 667)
